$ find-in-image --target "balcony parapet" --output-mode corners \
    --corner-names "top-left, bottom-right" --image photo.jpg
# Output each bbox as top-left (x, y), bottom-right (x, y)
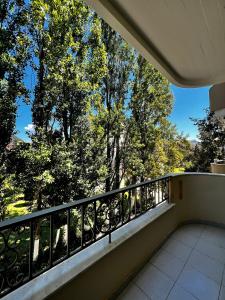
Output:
top-left (2, 173), bottom-right (225, 300)
top-left (0, 176), bottom-right (170, 298)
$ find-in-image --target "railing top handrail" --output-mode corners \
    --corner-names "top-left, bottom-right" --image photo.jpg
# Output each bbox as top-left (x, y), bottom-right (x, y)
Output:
top-left (0, 174), bottom-right (171, 230)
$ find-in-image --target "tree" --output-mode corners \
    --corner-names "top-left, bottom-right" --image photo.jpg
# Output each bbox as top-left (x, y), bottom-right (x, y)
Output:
top-left (125, 55), bottom-right (191, 182)
top-left (0, 0), bottom-right (29, 156)
top-left (190, 111), bottom-right (225, 172)
top-left (95, 21), bottom-right (134, 191)
top-left (0, 0), bottom-right (192, 221)
top-left (30, 0), bottom-right (107, 138)
top-left (24, 0), bottom-right (108, 204)
top-left (0, 0), bottom-right (29, 220)
top-left (125, 55), bottom-right (172, 182)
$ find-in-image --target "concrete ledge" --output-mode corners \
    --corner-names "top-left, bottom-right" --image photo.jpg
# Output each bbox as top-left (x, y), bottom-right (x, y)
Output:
top-left (4, 202), bottom-right (175, 300)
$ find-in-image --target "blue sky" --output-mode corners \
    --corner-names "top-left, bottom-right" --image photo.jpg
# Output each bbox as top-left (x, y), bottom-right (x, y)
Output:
top-left (169, 84), bottom-right (210, 140)
top-left (16, 65), bottom-right (34, 141)
top-left (16, 84), bottom-right (210, 141)
top-left (16, 100), bottom-right (32, 141)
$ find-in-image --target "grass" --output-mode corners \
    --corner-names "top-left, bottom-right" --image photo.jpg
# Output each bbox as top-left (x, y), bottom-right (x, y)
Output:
top-left (7, 200), bottom-right (30, 219)
top-left (173, 167), bottom-right (185, 173)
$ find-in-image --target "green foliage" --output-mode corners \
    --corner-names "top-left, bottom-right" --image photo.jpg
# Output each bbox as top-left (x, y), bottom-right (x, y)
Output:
top-left (189, 111), bottom-right (225, 172)
top-left (0, 0), bottom-right (29, 155)
top-left (0, 173), bottom-right (24, 220)
top-left (7, 200), bottom-right (29, 218)
top-left (0, 0), bottom-right (192, 220)
top-left (125, 55), bottom-right (191, 181)
top-left (93, 21), bottom-right (135, 191)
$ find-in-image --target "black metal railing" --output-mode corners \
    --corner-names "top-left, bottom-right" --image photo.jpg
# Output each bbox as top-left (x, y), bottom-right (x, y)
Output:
top-left (0, 175), bottom-right (170, 297)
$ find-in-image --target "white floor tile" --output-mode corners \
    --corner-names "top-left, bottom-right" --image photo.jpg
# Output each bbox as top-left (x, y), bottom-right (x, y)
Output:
top-left (219, 285), bottom-right (225, 300)
top-left (177, 265), bottom-right (220, 300)
top-left (117, 283), bottom-right (149, 300)
top-left (222, 269), bottom-right (225, 286)
top-left (135, 264), bottom-right (174, 300)
top-left (178, 224), bottom-right (205, 238)
top-left (117, 225), bottom-right (225, 300)
top-left (171, 230), bottom-right (198, 248)
top-left (167, 284), bottom-right (198, 300)
top-left (201, 226), bottom-right (225, 249)
top-left (187, 249), bottom-right (224, 284)
top-left (151, 249), bottom-right (185, 280)
top-left (195, 239), bottom-right (225, 264)
top-left (162, 237), bottom-right (192, 262)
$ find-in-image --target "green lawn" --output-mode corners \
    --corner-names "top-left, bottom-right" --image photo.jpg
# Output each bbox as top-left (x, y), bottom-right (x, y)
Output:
top-left (7, 199), bottom-right (30, 219)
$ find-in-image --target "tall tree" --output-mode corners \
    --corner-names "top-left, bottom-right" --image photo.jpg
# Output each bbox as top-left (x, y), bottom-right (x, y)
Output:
top-left (0, 0), bottom-right (29, 220)
top-left (0, 0), bottom-right (29, 155)
top-left (125, 55), bottom-right (190, 182)
top-left (30, 0), bottom-right (107, 138)
top-left (190, 111), bottom-right (225, 172)
top-left (97, 21), bottom-right (134, 191)
top-left (27, 0), bottom-right (108, 204)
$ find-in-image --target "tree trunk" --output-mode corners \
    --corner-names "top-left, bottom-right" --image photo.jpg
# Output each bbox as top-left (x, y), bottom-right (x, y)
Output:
top-left (113, 135), bottom-right (120, 189)
top-left (33, 40), bottom-right (45, 132)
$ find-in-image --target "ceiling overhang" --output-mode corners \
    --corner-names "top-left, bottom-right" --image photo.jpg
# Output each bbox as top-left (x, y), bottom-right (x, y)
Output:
top-left (85, 0), bottom-right (225, 87)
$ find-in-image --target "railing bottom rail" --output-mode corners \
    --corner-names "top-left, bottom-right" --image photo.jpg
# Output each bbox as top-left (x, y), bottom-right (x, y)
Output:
top-left (0, 175), bottom-right (170, 297)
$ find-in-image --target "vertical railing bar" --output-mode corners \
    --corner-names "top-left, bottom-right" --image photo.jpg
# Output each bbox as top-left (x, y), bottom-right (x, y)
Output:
top-left (108, 196), bottom-right (112, 244)
top-left (29, 220), bottom-right (34, 280)
top-left (159, 180), bottom-right (161, 202)
top-left (165, 179), bottom-right (167, 202)
top-left (121, 192), bottom-right (124, 225)
top-left (147, 184), bottom-right (149, 211)
top-left (49, 215), bottom-right (53, 267)
top-left (67, 208), bottom-right (70, 257)
top-left (144, 185), bottom-right (147, 212)
top-left (94, 200), bottom-right (97, 241)
top-left (154, 182), bottom-right (156, 205)
top-left (128, 189), bottom-right (131, 220)
top-left (134, 188), bottom-right (137, 217)
top-left (160, 180), bottom-right (162, 203)
top-left (168, 177), bottom-right (170, 203)
top-left (108, 230), bottom-right (112, 243)
top-left (157, 180), bottom-right (161, 204)
top-left (162, 179), bottom-right (165, 201)
top-left (164, 178), bottom-right (167, 202)
top-left (146, 184), bottom-right (148, 210)
top-left (81, 205), bottom-right (84, 249)
top-left (151, 182), bottom-right (154, 208)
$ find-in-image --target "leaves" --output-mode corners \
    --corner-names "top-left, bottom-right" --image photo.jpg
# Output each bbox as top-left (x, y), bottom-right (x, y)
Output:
top-left (0, 0), bottom-right (191, 220)
top-left (0, 0), bottom-right (29, 154)
top-left (189, 111), bottom-right (225, 171)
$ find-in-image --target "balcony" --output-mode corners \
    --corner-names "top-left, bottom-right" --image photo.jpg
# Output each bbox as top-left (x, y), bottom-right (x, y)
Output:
top-left (117, 224), bottom-right (225, 300)
top-left (1, 172), bottom-right (225, 300)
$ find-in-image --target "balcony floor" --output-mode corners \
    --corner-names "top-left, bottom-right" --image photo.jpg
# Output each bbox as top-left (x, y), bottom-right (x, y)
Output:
top-left (117, 224), bottom-right (225, 300)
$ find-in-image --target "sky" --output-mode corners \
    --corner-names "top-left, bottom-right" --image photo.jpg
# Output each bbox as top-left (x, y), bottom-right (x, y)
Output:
top-left (169, 84), bottom-right (210, 140)
top-left (16, 83), bottom-right (210, 142)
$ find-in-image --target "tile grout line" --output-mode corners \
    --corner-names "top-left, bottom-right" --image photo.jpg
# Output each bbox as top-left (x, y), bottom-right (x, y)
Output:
top-left (165, 226), bottom-right (206, 300)
top-left (133, 282), bottom-right (152, 300)
top-left (188, 247), bottom-right (224, 285)
top-left (193, 228), bottom-right (225, 266)
top-left (218, 261), bottom-right (225, 300)
top-left (183, 225), bottom-right (225, 286)
top-left (170, 233), bottom-right (200, 250)
top-left (117, 225), bottom-right (225, 300)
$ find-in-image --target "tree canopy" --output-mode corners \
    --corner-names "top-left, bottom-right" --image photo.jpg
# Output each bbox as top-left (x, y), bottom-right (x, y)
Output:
top-left (189, 111), bottom-right (225, 172)
top-left (0, 0), bottom-right (191, 220)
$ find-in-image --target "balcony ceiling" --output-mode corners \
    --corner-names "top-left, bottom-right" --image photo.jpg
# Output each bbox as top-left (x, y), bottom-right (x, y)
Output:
top-left (86, 0), bottom-right (225, 87)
